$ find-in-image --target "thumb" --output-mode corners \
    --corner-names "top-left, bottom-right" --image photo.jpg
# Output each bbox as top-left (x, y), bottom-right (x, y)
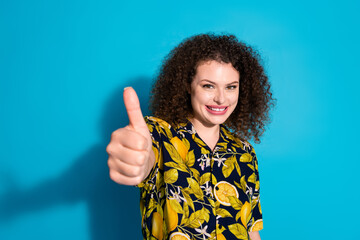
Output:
top-left (123, 87), bottom-right (148, 131)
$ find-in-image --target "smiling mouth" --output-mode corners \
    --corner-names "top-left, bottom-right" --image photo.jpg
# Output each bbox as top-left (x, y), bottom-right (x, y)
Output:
top-left (206, 105), bottom-right (228, 113)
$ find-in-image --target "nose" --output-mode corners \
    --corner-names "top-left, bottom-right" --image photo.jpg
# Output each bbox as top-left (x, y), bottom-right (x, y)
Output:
top-left (214, 88), bottom-right (225, 104)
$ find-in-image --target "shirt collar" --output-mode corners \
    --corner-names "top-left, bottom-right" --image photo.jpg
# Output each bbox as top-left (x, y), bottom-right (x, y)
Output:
top-left (178, 119), bottom-right (231, 151)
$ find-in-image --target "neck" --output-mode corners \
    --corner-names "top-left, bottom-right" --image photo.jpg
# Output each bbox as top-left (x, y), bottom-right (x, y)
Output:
top-left (189, 118), bottom-right (220, 150)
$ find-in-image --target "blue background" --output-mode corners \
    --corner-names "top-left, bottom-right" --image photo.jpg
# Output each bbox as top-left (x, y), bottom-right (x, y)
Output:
top-left (1, 0), bottom-right (359, 239)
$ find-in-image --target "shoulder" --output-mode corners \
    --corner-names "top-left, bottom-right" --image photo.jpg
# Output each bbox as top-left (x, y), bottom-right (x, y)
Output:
top-left (220, 124), bottom-right (255, 154)
top-left (144, 116), bottom-right (171, 128)
top-left (145, 116), bottom-right (189, 132)
top-left (144, 116), bottom-right (175, 140)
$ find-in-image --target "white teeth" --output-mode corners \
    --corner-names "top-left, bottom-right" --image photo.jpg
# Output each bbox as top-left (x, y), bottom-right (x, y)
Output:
top-left (209, 107), bottom-right (226, 111)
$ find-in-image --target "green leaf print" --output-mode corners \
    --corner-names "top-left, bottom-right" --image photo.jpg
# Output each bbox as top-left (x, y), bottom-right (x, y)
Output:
top-left (158, 122), bottom-right (173, 139)
top-left (164, 169), bottom-right (178, 184)
top-left (201, 147), bottom-right (210, 155)
top-left (235, 210), bottom-right (241, 221)
top-left (202, 207), bottom-right (210, 222)
top-left (234, 160), bottom-right (241, 176)
top-left (234, 180), bottom-right (242, 191)
top-left (231, 146), bottom-right (237, 153)
top-left (222, 159), bottom-right (235, 178)
top-left (212, 174), bottom-right (218, 186)
top-left (164, 142), bottom-right (184, 164)
top-left (228, 196), bottom-right (243, 210)
top-left (217, 142), bottom-right (228, 148)
top-left (180, 203), bottom-right (189, 225)
top-left (185, 150), bottom-right (195, 167)
top-left (240, 153), bottom-right (252, 163)
top-left (240, 175), bottom-right (247, 192)
top-left (182, 190), bottom-right (195, 211)
top-left (247, 163), bottom-right (255, 171)
top-left (192, 134), bottom-right (206, 147)
top-left (199, 172), bottom-right (211, 185)
top-left (169, 198), bottom-right (183, 214)
top-left (155, 170), bottom-right (164, 190)
top-left (255, 180), bottom-right (260, 191)
top-left (248, 172), bottom-right (256, 184)
top-left (208, 198), bottom-right (216, 208)
top-left (251, 198), bottom-right (258, 210)
top-left (146, 198), bottom-right (157, 218)
top-left (228, 223), bottom-right (248, 239)
top-left (185, 208), bottom-right (209, 228)
top-left (190, 168), bottom-right (200, 181)
top-left (165, 161), bottom-right (188, 173)
top-left (187, 178), bottom-right (204, 200)
top-left (233, 138), bottom-right (244, 149)
top-left (217, 208), bottom-right (233, 218)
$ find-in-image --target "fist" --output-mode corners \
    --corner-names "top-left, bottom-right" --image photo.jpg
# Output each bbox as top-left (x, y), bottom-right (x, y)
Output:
top-left (106, 87), bottom-right (155, 185)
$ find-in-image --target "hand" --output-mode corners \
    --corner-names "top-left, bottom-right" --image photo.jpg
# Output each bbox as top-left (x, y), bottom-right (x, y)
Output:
top-left (106, 87), bottom-right (155, 185)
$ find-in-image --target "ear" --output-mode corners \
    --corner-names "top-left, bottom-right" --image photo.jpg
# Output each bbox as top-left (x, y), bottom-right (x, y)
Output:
top-left (187, 86), bottom-right (191, 94)
top-left (186, 81), bottom-right (192, 94)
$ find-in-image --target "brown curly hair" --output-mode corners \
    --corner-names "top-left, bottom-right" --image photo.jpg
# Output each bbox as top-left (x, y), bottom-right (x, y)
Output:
top-left (150, 33), bottom-right (275, 143)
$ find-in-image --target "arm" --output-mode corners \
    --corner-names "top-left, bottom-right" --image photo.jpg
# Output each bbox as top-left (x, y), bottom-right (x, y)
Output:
top-left (249, 231), bottom-right (261, 240)
top-left (106, 87), bottom-right (155, 185)
top-left (248, 145), bottom-right (263, 240)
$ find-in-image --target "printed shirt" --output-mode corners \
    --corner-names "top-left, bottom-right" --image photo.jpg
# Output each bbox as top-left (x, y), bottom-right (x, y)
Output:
top-left (138, 116), bottom-right (263, 240)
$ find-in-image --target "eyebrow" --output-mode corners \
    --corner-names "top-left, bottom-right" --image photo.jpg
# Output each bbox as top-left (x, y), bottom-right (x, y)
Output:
top-left (201, 79), bottom-right (239, 85)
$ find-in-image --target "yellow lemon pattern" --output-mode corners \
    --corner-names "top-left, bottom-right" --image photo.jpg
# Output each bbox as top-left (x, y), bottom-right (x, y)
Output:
top-left (214, 181), bottom-right (239, 206)
top-left (169, 232), bottom-right (191, 240)
top-left (170, 136), bottom-right (188, 161)
top-left (240, 201), bottom-right (252, 227)
top-left (152, 212), bottom-right (163, 240)
top-left (250, 219), bottom-right (263, 232)
top-left (164, 199), bottom-right (178, 232)
top-left (216, 233), bottom-right (227, 240)
top-left (138, 117), bottom-right (263, 240)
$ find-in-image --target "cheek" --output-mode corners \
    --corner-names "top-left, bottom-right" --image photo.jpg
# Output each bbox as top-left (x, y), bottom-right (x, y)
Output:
top-left (191, 91), bottom-right (211, 106)
top-left (230, 93), bottom-right (239, 107)
top-left (233, 95), bottom-right (239, 104)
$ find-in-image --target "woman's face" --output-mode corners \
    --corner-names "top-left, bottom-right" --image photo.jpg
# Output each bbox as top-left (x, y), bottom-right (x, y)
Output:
top-left (190, 60), bottom-right (239, 129)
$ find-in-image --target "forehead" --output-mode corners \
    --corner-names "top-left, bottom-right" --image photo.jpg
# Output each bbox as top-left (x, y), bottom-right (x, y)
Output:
top-left (193, 60), bottom-right (240, 82)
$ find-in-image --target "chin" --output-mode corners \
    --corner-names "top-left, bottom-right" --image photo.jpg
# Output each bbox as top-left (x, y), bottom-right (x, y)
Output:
top-left (206, 115), bottom-right (230, 126)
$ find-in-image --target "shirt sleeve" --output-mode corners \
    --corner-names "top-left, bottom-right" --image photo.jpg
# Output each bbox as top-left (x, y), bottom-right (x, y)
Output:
top-left (136, 116), bottom-right (163, 188)
top-left (248, 145), bottom-right (264, 231)
top-left (136, 117), bottom-right (167, 239)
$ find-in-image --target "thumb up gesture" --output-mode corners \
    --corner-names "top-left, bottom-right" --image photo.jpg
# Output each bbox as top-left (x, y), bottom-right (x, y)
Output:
top-left (106, 87), bottom-right (155, 185)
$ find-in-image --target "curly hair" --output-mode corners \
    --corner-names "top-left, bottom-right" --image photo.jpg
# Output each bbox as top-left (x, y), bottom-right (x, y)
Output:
top-left (150, 33), bottom-right (275, 143)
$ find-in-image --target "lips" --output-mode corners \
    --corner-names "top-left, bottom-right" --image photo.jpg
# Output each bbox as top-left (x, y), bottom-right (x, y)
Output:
top-left (205, 105), bottom-right (228, 115)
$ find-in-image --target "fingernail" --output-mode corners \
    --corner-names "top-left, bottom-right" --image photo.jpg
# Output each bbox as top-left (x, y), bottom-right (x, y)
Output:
top-left (124, 86), bottom-right (132, 91)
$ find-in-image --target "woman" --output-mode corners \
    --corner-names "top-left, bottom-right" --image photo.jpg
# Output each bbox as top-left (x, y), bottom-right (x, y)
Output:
top-left (107, 34), bottom-right (274, 240)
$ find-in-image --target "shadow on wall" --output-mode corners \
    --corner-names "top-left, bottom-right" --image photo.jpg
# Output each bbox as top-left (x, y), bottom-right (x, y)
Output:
top-left (0, 77), bottom-right (153, 239)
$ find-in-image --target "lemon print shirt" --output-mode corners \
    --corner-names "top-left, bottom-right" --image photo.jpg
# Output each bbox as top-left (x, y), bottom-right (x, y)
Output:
top-left (138, 116), bottom-right (263, 240)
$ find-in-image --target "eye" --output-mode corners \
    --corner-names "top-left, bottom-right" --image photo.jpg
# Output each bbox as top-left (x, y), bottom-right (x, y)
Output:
top-left (226, 85), bottom-right (238, 90)
top-left (202, 84), bottom-right (214, 89)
